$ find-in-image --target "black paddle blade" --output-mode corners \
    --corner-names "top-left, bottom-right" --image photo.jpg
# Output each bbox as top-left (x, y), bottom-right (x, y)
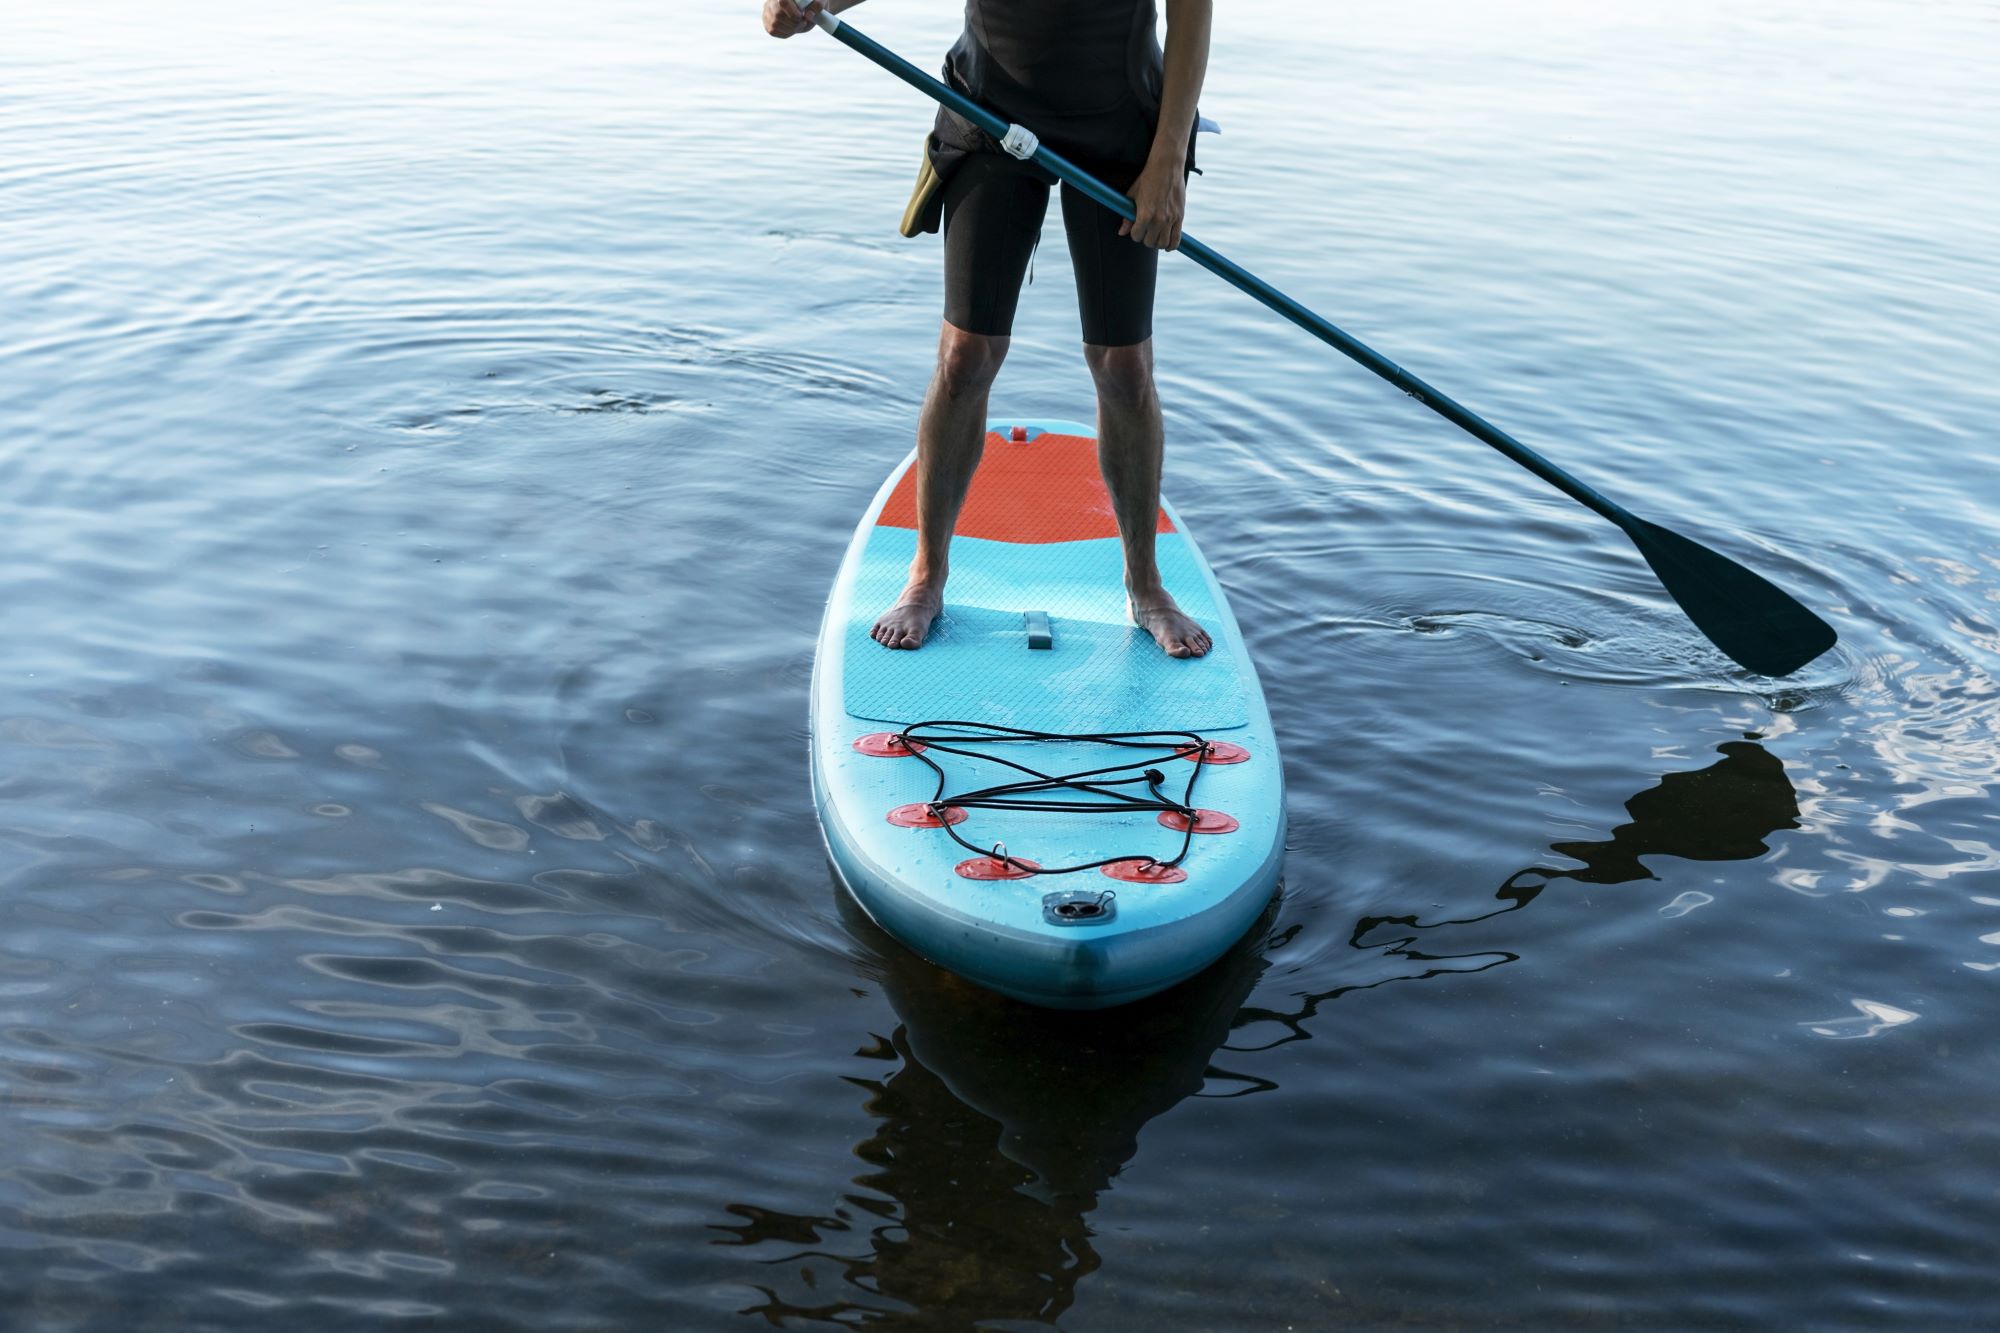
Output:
top-left (1621, 517), bottom-right (1836, 676)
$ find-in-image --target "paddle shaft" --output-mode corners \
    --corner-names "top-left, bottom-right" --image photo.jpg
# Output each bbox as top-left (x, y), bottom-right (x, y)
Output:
top-left (809, 10), bottom-right (1629, 527)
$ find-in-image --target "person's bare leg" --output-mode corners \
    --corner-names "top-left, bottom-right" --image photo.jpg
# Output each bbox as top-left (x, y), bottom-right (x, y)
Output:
top-left (871, 321), bottom-right (1009, 649)
top-left (1085, 339), bottom-right (1212, 658)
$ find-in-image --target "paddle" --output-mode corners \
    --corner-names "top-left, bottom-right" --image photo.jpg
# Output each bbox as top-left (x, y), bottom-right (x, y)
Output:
top-left (798, 8), bottom-right (1837, 677)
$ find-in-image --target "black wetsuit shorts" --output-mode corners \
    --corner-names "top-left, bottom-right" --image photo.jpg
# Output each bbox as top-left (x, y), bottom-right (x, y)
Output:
top-left (940, 153), bottom-right (1161, 348)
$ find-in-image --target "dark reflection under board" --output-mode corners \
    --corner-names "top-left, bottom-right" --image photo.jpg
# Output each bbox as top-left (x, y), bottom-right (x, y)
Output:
top-left (719, 737), bottom-right (1806, 1328)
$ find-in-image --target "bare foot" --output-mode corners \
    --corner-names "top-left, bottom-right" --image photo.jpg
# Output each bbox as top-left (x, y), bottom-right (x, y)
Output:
top-left (870, 584), bottom-right (944, 650)
top-left (1128, 589), bottom-right (1212, 658)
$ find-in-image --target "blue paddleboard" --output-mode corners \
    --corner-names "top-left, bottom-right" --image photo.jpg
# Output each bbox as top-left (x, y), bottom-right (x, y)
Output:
top-left (811, 418), bottom-right (1284, 1009)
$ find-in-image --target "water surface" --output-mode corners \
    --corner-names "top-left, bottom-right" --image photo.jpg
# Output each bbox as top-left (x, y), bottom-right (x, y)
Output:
top-left (3, 1), bottom-right (1998, 1327)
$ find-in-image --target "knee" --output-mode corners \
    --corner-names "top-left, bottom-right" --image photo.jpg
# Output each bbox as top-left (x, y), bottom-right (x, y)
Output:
top-left (934, 326), bottom-right (1008, 399)
top-left (1083, 341), bottom-right (1156, 409)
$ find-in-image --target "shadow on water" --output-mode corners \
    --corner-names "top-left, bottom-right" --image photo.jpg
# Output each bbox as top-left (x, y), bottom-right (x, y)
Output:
top-left (1244, 738), bottom-right (1805, 1049)
top-left (1511, 738), bottom-right (1803, 889)
top-left (712, 891), bottom-right (1277, 1331)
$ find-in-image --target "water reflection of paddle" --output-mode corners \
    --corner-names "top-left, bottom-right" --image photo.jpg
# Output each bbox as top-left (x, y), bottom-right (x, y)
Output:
top-left (713, 891), bottom-right (1274, 1329)
top-left (1239, 740), bottom-right (1803, 1049)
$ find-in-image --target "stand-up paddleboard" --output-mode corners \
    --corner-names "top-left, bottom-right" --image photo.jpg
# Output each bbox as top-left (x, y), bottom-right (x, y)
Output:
top-left (811, 419), bottom-right (1284, 1009)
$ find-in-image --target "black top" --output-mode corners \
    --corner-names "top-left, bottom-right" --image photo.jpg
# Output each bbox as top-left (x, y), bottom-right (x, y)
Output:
top-left (936, 0), bottom-right (1168, 174)
top-left (949, 0), bottom-right (1164, 124)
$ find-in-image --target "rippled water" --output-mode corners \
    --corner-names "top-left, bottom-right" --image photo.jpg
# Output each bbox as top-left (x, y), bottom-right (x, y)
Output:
top-left (4, 1), bottom-right (1998, 1327)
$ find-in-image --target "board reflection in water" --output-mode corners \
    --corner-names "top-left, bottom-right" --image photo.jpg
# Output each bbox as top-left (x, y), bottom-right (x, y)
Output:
top-left (714, 740), bottom-right (1800, 1324)
top-left (713, 892), bottom-right (1276, 1329)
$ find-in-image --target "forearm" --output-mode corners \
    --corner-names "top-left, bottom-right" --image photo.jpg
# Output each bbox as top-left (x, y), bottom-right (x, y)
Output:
top-left (1148, 0), bottom-right (1212, 168)
top-left (825, 0), bottom-right (866, 12)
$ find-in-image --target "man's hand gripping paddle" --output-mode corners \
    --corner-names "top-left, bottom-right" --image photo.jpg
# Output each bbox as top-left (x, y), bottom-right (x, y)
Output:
top-left (797, 8), bottom-right (1837, 677)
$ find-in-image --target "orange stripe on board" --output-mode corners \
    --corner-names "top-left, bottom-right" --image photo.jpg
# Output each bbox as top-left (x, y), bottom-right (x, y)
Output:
top-left (875, 431), bottom-right (1175, 544)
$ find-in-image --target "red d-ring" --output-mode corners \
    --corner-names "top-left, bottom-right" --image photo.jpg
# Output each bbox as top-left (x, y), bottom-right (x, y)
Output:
top-left (1158, 808), bottom-right (1239, 834)
top-left (1101, 859), bottom-right (1188, 884)
top-left (1009, 425), bottom-right (1028, 443)
top-left (854, 732), bottom-right (926, 757)
top-left (886, 803), bottom-right (966, 828)
top-left (1176, 739), bottom-right (1250, 765)
top-left (956, 855), bottom-right (1041, 880)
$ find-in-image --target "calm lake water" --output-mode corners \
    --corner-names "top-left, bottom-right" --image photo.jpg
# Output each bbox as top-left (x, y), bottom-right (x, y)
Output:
top-left (4, 1), bottom-right (1998, 1327)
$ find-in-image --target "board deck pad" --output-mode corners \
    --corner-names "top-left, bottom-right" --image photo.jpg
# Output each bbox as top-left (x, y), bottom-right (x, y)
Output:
top-left (840, 531), bottom-right (1244, 732)
top-left (841, 429), bottom-right (1244, 733)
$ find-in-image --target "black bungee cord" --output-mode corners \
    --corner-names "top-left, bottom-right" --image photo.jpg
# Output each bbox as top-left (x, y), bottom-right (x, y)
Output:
top-left (894, 720), bottom-right (1215, 877)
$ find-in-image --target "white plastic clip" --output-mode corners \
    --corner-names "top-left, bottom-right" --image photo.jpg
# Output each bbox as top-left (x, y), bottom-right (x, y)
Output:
top-left (999, 123), bottom-right (1040, 160)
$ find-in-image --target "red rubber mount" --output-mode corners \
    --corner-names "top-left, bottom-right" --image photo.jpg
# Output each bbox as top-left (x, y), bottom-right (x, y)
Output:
top-left (1101, 859), bottom-right (1188, 884)
top-left (955, 855), bottom-right (1042, 880)
top-left (1177, 739), bottom-right (1251, 765)
top-left (1158, 808), bottom-right (1239, 835)
top-left (886, 803), bottom-right (966, 828)
top-left (853, 732), bottom-right (926, 757)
